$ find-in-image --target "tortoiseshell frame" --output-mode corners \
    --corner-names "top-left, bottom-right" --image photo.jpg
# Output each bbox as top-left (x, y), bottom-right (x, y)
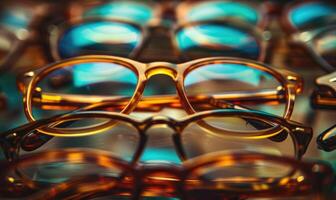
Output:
top-left (0, 108), bottom-right (312, 164)
top-left (311, 71), bottom-right (336, 108)
top-left (317, 124), bottom-right (336, 152)
top-left (281, 0), bottom-right (336, 72)
top-left (0, 149), bottom-right (333, 199)
top-left (17, 55), bottom-right (303, 124)
top-left (49, 0), bottom-right (274, 63)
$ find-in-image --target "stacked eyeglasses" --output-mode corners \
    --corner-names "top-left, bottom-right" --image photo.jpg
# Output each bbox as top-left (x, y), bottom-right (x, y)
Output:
top-left (0, 0), bottom-right (335, 199)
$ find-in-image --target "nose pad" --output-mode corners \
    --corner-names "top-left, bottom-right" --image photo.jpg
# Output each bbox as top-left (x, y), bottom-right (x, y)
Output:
top-left (140, 125), bottom-right (181, 164)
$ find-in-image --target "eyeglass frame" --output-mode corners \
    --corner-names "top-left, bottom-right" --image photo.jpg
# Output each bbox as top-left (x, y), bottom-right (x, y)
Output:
top-left (0, 148), bottom-right (333, 199)
top-left (17, 55), bottom-right (303, 124)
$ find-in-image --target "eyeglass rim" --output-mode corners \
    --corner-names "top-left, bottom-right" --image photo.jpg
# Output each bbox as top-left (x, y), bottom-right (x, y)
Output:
top-left (0, 148), bottom-right (332, 199)
top-left (20, 55), bottom-right (299, 123)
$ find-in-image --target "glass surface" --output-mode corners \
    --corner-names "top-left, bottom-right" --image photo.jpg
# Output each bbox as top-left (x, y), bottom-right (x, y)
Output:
top-left (84, 1), bottom-right (154, 25)
top-left (58, 21), bottom-right (142, 58)
top-left (33, 62), bottom-right (138, 118)
top-left (313, 28), bottom-right (336, 68)
top-left (289, 2), bottom-right (336, 29)
top-left (181, 116), bottom-right (295, 159)
top-left (184, 62), bottom-right (284, 115)
top-left (185, 1), bottom-right (259, 25)
top-left (176, 23), bottom-right (260, 60)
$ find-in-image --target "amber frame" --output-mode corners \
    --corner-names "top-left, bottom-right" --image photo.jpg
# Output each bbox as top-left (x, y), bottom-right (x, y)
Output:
top-left (0, 149), bottom-right (333, 199)
top-left (311, 71), bottom-right (336, 108)
top-left (17, 55), bottom-right (303, 123)
top-left (317, 124), bottom-right (336, 152)
top-left (0, 108), bottom-right (312, 164)
top-left (281, 0), bottom-right (336, 72)
top-left (49, 0), bottom-right (274, 63)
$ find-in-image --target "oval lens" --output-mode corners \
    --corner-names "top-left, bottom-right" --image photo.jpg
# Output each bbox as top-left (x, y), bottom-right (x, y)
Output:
top-left (8, 151), bottom-right (126, 185)
top-left (184, 62), bottom-right (285, 116)
top-left (312, 28), bottom-right (336, 69)
top-left (185, 156), bottom-right (309, 198)
top-left (32, 61), bottom-right (138, 119)
top-left (289, 2), bottom-right (336, 29)
top-left (176, 23), bottom-right (260, 60)
top-left (20, 118), bottom-right (140, 163)
top-left (84, 1), bottom-right (154, 25)
top-left (181, 116), bottom-right (294, 159)
top-left (185, 1), bottom-right (259, 25)
top-left (58, 21), bottom-right (142, 59)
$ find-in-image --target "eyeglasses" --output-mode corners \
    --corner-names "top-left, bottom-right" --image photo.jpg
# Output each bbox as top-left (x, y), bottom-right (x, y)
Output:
top-left (0, 149), bottom-right (333, 199)
top-left (17, 55), bottom-right (302, 122)
top-left (282, 1), bottom-right (336, 72)
top-left (50, 0), bottom-right (274, 62)
top-left (317, 124), bottom-right (336, 152)
top-left (0, 108), bottom-right (312, 164)
top-left (0, 1), bottom-right (63, 72)
top-left (311, 71), bottom-right (336, 108)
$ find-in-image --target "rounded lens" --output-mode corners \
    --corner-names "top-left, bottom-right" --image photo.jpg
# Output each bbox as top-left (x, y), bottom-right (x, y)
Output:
top-left (184, 62), bottom-right (285, 116)
top-left (84, 1), bottom-right (154, 25)
top-left (9, 151), bottom-right (125, 185)
top-left (181, 116), bottom-right (294, 159)
top-left (58, 21), bottom-right (142, 59)
top-left (32, 61), bottom-right (138, 119)
top-left (20, 118), bottom-right (140, 163)
top-left (288, 2), bottom-right (336, 29)
top-left (176, 23), bottom-right (260, 60)
top-left (185, 156), bottom-right (309, 198)
top-left (312, 28), bottom-right (336, 68)
top-left (185, 1), bottom-right (259, 25)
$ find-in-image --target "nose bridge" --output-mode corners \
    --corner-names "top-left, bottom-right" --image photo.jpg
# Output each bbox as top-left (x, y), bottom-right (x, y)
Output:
top-left (146, 62), bottom-right (177, 79)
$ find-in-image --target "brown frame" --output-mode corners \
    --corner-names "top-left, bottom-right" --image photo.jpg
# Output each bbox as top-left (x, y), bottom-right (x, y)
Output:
top-left (17, 55), bottom-right (303, 123)
top-left (0, 108), bottom-right (312, 163)
top-left (0, 149), bottom-right (333, 199)
top-left (49, 0), bottom-right (274, 63)
top-left (281, 0), bottom-right (336, 72)
top-left (317, 124), bottom-right (336, 152)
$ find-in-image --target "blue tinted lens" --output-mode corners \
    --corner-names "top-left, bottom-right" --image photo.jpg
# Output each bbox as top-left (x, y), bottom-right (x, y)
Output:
top-left (0, 7), bottom-right (31, 31)
top-left (58, 21), bottom-right (142, 58)
top-left (176, 24), bottom-right (260, 60)
top-left (289, 2), bottom-right (336, 28)
top-left (84, 1), bottom-right (153, 25)
top-left (186, 1), bottom-right (259, 25)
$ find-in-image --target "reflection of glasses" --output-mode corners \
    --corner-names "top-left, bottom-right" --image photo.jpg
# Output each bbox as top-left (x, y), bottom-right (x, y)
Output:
top-left (282, 1), bottom-right (336, 72)
top-left (317, 124), bottom-right (336, 152)
top-left (0, 149), bottom-right (333, 199)
top-left (17, 55), bottom-right (303, 121)
top-left (1, 109), bottom-right (312, 163)
top-left (51, 0), bottom-right (273, 62)
top-left (311, 71), bottom-right (336, 108)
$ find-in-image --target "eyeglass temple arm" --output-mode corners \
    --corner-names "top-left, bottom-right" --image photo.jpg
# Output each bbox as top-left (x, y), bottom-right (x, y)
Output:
top-left (28, 87), bottom-right (287, 112)
top-left (317, 124), bottom-right (336, 152)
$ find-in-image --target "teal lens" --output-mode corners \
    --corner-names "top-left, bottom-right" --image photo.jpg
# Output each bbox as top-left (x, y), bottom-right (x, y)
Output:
top-left (33, 62), bottom-right (138, 118)
top-left (84, 1), bottom-right (154, 25)
top-left (289, 2), bottom-right (336, 29)
top-left (185, 1), bottom-right (259, 25)
top-left (184, 62), bottom-right (284, 115)
top-left (176, 23), bottom-right (260, 60)
top-left (58, 21), bottom-right (142, 58)
top-left (313, 28), bottom-right (336, 68)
